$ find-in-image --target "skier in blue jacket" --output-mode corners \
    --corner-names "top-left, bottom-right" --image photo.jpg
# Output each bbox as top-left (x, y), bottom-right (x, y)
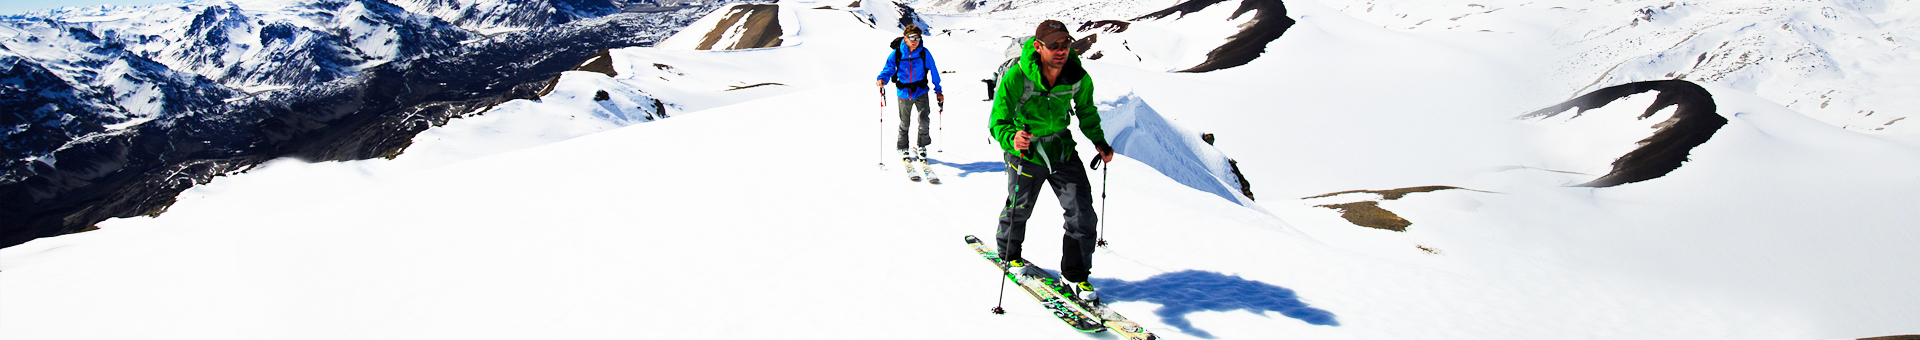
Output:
top-left (877, 25), bottom-right (944, 177)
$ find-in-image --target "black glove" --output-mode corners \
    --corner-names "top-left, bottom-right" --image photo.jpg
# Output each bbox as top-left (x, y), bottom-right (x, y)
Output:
top-left (1090, 142), bottom-right (1113, 170)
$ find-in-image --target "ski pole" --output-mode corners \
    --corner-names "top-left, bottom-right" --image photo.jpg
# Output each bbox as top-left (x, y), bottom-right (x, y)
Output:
top-left (879, 86), bottom-right (888, 170)
top-left (1098, 161), bottom-right (1109, 247)
top-left (937, 101), bottom-right (944, 153)
top-left (991, 272), bottom-right (1007, 314)
top-left (1090, 156), bottom-right (1109, 246)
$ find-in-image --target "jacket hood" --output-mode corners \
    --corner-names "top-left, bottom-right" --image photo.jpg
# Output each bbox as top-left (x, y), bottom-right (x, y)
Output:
top-left (1017, 36), bottom-right (1086, 86)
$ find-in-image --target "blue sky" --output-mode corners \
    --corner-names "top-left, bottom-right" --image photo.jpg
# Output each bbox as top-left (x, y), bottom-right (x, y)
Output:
top-left (2, 0), bottom-right (177, 15)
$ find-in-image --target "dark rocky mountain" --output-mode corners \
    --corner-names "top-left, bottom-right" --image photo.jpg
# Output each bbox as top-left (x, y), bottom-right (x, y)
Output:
top-left (389, 0), bottom-right (627, 30)
top-left (0, 1), bottom-right (733, 248)
top-left (2, 17), bottom-right (241, 176)
top-left (1518, 80), bottom-right (1726, 187)
top-left (131, 0), bottom-right (481, 88)
top-left (1134, 0), bottom-right (1293, 73)
top-left (2, 0), bottom-right (481, 170)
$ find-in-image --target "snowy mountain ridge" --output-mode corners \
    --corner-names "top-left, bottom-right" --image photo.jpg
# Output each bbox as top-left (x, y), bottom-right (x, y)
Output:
top-left (1, 0), bottom-right (735, 248)
top-left (16, 0), bottom-right (478, 90)
top-left (385, 0), bottom-right (625, 33)
top-left (1, 0), bottom-right (480, 169)
top-left (1317, 0), bottom-right (1920, 133)
top-left (2, 0), bottom-right (1918, 339)
top-left (1, 18), bottom-right (239, 168)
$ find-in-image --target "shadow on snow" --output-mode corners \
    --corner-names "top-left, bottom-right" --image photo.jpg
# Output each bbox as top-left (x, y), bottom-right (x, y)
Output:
top-left (927, 158), bottom-right (1003, 178)
top-left (1091, 270), bottom-right (1338, 338)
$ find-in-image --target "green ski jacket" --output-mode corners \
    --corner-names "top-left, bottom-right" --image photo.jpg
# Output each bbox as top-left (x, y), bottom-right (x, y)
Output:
top-left (989, 37), bottom-right (1108, 166)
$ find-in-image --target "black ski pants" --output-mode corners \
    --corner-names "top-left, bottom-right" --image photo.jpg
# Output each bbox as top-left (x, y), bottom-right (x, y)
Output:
top-left (996, 150), bottom-right (1099, 282)
top-left (896, 95), bottom-right (932, 150)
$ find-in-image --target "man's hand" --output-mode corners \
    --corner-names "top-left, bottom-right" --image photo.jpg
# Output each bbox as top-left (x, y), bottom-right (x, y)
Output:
top-left (875, 80), bottom-right (885, 87)
top-left (1098, 145), bottom-right (1115, 164)
top-left (1014, 131), bottom-right (1032, 151)
top-left (936, 93), bottom-right (945, 106)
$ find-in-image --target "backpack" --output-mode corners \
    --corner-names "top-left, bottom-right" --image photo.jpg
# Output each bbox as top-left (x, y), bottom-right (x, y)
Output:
top-left (989, 36), bottom-right (1027, 88)
top-left (988, 36), bottom-right (1080, 109)
top-left (888, 37), bottom-right (930, 89)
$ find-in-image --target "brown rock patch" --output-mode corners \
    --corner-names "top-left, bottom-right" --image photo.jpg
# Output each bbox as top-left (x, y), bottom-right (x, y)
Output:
top-left (1317, 201), bottom-right (1411, 232)
top-left (697, 4), bottom-right (784, 50)
top-left (1307, 186), bottom-right (1488, 232)
top-left (726, 82), bottom-right (787, 91)
top-left (573, 49), bottom-right (618, 77)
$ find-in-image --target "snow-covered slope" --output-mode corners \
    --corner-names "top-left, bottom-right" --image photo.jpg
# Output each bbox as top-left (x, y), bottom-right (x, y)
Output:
top-left (912, 0), bottom-right (1181, 24)
top-left (1318, 0), bottom-right (1920, 134)
top-left (852, 0), bottom-right (932, 34)
top-left (387, 0), bottom-right (624, 33)
top-left (1101, 93), bottom-right (1257, 206)
top-left (4, 0), bottom-right (1918, 339)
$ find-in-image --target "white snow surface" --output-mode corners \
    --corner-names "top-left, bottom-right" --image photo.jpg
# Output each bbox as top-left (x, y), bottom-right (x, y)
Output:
top-left (6, 1), bottom-right (1920, 339)
top-left (1317, 0), bottom-right (1920, 134)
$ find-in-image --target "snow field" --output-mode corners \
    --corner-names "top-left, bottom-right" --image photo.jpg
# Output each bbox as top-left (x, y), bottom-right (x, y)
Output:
top-left (1317, 0), bottom-right (1920, 134)
top-left (4, 0), bottom-right (1919, 339)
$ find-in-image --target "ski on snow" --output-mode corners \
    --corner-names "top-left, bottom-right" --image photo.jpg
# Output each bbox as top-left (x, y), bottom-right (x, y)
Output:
top-left (964, 235), bottom-right (1156, 339)
top-left (921, 160), bottom-right (940, 185)
top-left (903, 156), bottom-right (922, 182)
top-left (900, 149), bottom-right (940, 184)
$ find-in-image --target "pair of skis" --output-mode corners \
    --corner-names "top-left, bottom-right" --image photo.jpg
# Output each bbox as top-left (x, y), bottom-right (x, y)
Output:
top-left (879, 87), bottom-right (942, 185)
top-left (902, 148), bottom-right (940, 184)
top-left (964, 235), bottom-right (1158, 339)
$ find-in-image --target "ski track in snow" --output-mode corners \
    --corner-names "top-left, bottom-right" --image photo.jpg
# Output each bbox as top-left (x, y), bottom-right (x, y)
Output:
top-left (5, 0), bottom-right (1920, 339)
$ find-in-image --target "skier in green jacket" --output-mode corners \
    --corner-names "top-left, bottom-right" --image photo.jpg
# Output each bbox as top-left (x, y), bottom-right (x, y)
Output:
top-left (990, 20), bottom-right (1114, 303)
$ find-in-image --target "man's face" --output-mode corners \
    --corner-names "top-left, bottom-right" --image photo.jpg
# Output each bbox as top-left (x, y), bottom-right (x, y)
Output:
top-left (1036, 37), bottom-right (1069, 69)
top-left (904, 33), bottom-right (921, 49)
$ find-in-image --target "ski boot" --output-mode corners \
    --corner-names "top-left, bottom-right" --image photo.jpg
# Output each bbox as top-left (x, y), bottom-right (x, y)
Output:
top-left (1067, 280), bottom-right (1099, 304)
top-left (901, 148), bottom-right (921, 182)
top-left (1004, 258), bottom-right (1033, 278)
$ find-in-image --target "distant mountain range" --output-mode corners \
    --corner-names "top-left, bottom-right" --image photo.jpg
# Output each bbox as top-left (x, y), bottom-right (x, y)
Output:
top-left (2, 0), bottom-right (734, 248)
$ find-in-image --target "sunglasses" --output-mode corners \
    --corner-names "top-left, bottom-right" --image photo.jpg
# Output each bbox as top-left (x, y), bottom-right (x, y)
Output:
top-left (1042, 39), bottom-right (1070, 50)
top-left (905, 34), bottom-right (922, 41)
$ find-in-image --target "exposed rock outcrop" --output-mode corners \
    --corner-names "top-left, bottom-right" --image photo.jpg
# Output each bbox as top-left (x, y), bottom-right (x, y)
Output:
top-left (1305, 186), bottom-right (1474, 232)
top-left (694, 4), bottom-right (784, 50)
top-left (1135, 0), bottom-right (1294, 73)
top-left (1519, 80), bottom-right (1725, 187)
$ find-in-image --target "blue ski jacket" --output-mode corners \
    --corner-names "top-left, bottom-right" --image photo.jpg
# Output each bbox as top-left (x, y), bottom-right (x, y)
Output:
top-left (877, 45), bottom-right (943, 100)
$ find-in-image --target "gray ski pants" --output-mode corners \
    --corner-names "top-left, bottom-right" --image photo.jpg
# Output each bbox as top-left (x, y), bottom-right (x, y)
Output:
top-left (896, 95), bottom-right (932, 150)
top-left (995, 150), bottom-right (1099, 282)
